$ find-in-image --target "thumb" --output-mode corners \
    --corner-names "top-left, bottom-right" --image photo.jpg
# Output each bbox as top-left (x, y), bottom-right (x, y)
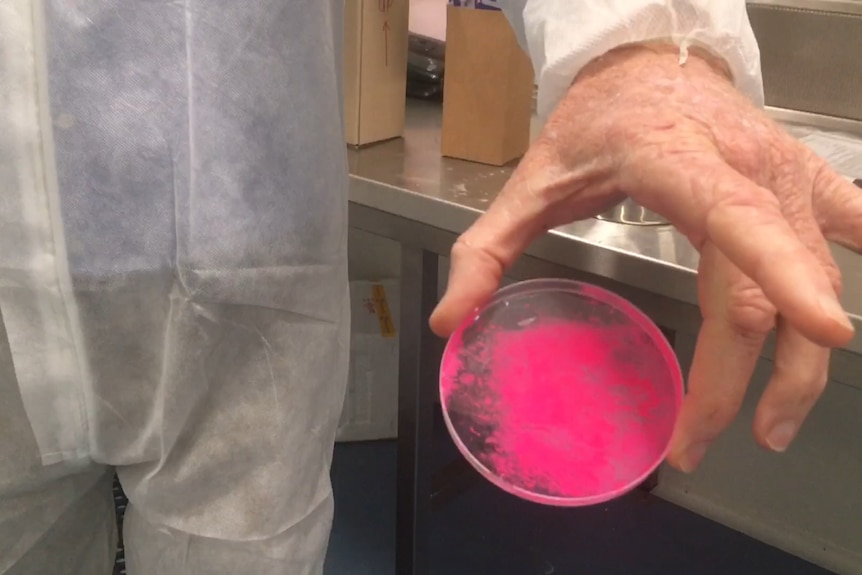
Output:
top-left (431, 194), bottom-right (543, 337)
top-left (429, 147), bottom-right (617, 337)
top-left (428, 173), bottom-right (548, 337)
top-left (428, 235), bottom-right (508, 337)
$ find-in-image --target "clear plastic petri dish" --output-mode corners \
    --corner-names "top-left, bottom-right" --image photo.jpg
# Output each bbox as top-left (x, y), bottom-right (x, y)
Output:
top-left (439, 278), bottom-right (683, 507)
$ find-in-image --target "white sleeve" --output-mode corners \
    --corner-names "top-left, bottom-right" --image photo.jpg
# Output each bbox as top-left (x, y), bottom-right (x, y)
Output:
top-left (494, 0), bottom-right (764, 119)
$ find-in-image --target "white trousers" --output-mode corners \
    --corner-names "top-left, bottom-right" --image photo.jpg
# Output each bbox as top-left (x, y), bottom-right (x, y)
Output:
top-left (0, 301), bottom-right (348, 575)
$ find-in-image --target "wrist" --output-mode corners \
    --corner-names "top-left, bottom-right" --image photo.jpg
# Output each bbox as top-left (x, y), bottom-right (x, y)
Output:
top-left (575, 42), bottom-right (734, 89)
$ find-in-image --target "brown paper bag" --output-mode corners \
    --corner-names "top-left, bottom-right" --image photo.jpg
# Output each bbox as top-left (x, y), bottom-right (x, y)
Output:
top-left (441, 6), bottom-right (534, 166)
top-left (343, 0), bottom-right (410, 147)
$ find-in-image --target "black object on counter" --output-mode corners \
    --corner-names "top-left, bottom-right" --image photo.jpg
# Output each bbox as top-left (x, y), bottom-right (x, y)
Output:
top-left (409, 32), bottom-right (446, 62)
top-left (407, 33), bottom-right (445, 102)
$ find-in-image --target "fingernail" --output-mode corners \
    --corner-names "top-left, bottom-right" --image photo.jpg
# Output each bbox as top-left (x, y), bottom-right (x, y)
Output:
top-left (679, 442), bottom-right (709, 473)
top-left (819, 295), bottom-right (854, 331)
top-left (766, 421), bottom-right (797, 452)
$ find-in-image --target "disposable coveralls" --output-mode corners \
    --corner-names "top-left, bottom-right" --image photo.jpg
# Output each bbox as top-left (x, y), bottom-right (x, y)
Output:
top-left (0, 1), bottom-right (760, 573)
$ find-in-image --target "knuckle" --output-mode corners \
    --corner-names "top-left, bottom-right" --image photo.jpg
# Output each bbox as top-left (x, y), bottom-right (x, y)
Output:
top-left (724, 134), bottom-right (767, 180)
top-left (773, 370), bottom-right (828, 410)
top-left (699, 395), bottom-right (745, 433)
top-left (766, 139), bottom-right (805, 193)
top-left (726, 285), bottom-right (776, 335)
top-left (710, 187), bottom-right (781, 223)
top-left (773, 350), bottom-right (830, 408)
top-left (800, 374), bottom-right (829, 406)
top-left (450, 237), bottom-right (472, 260)
top-left (450, 234), bottom-right (507, 283)
top-left (450, 236), bottom-right (488, 269)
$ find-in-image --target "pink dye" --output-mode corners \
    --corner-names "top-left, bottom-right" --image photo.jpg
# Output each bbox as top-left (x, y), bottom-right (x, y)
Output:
top-left (441, 308), bottom-right (680, 504)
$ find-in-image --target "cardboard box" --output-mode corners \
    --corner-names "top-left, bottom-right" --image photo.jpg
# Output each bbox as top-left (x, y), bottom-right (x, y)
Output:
top-left (441, 5), bottom-right (534, 166)
top-left (343, 0), bottom-right (410, 147)
top-left (336, 280), bottom-right (400, 442)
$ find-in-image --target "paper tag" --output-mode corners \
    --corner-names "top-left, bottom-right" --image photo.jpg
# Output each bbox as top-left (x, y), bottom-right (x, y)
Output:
top-left (371, 284), bottom-right (397, 338)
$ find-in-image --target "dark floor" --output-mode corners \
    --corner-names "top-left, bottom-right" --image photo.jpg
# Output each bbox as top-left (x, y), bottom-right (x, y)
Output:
top-left (112, 417), bottom-right (837, 575)
top-left (112, 476), bottom-right (127, 575)
top-left (324, 440), bottom-right (835, 575)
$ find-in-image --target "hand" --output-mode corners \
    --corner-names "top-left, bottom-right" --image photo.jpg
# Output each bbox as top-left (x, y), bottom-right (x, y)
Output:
top-left (429, 43), bottom-right (862, 472)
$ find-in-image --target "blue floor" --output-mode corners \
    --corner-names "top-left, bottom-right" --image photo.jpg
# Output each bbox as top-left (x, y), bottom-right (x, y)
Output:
top-left (325, 417), bottom-right (835, 575)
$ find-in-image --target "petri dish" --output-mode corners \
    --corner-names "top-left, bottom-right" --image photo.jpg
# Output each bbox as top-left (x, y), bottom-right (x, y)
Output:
top-left (439, 279), bottom-right (683, 507)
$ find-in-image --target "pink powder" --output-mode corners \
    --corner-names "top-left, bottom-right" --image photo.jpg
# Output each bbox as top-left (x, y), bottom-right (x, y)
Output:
top-left (440, 285), bottom-right (681, 506)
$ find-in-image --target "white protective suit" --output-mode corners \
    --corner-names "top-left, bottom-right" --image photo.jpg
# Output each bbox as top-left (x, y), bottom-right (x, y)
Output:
top-left (0, 1), bottom-right (760, 574)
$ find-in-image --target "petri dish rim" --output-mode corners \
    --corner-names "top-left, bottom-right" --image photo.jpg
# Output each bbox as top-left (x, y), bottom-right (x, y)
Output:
top-left (438, 278), bottom-right (684, 507)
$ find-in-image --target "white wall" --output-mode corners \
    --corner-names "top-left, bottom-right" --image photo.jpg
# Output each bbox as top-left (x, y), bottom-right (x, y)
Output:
top-left (409, 0), bottom-right (447, 40)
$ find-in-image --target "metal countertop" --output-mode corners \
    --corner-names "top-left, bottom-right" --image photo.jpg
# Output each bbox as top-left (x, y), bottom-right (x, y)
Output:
top-left (347, 100), bottom-right (862, 357)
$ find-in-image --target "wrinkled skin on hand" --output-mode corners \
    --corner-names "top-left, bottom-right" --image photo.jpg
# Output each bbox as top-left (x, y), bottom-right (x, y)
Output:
top-left (429, 43), bottom-right (862, 473)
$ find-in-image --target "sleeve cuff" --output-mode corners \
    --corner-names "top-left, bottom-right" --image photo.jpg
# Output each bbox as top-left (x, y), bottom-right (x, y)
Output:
top-left (517, 0), bottom-right (764, 119)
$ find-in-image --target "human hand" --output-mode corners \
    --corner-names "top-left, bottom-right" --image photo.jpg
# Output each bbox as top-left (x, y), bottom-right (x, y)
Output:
top-left (429, 43), bottom-right (862, 472)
